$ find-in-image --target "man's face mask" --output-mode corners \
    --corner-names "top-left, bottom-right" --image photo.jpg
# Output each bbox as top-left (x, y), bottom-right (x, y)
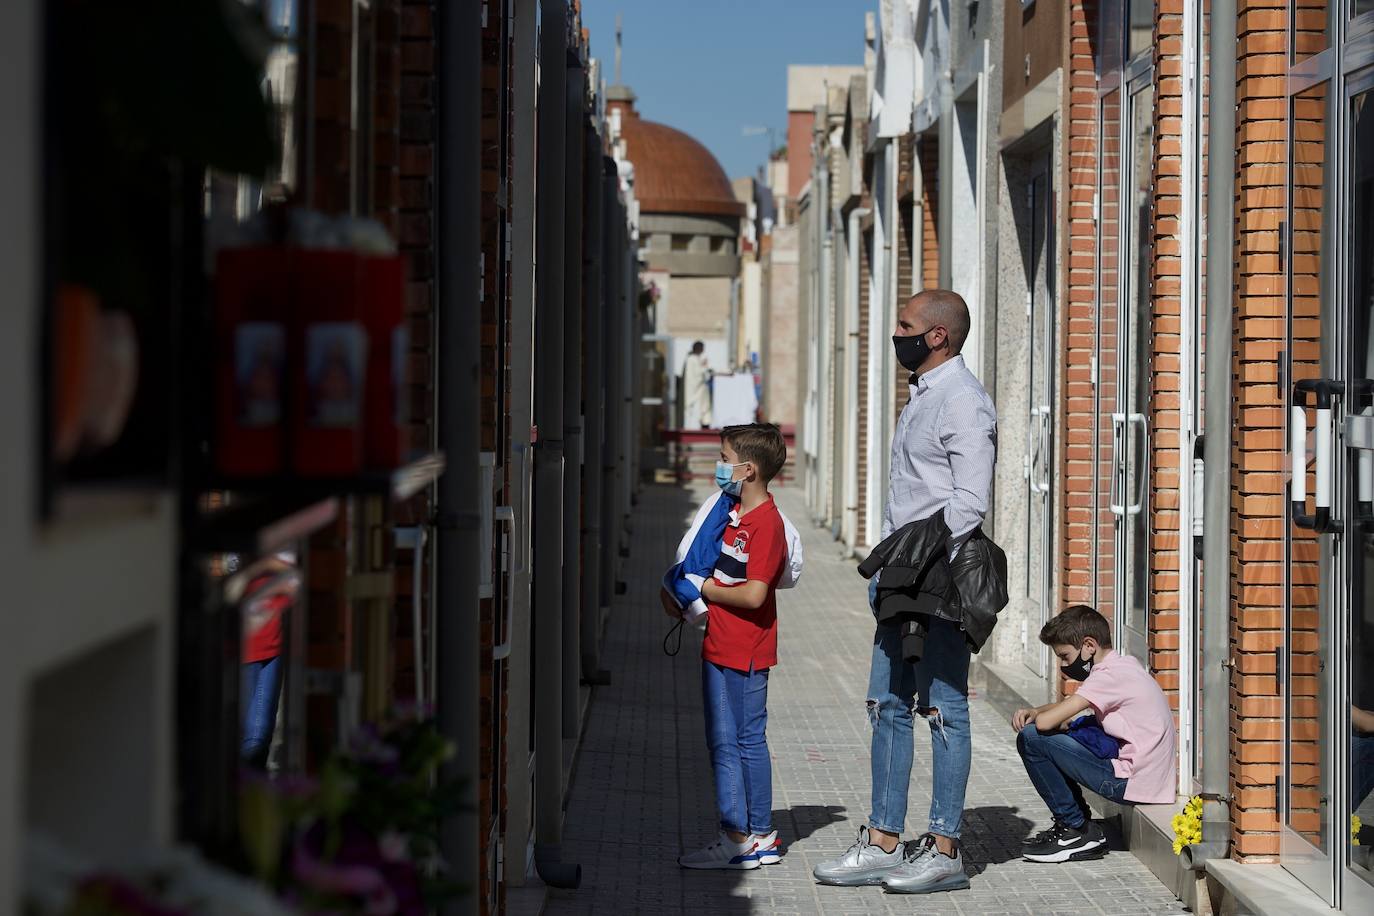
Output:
top-left (892, 329), bottom-right (934, 372)
top-left (1060, 645), bottom-right (1096, 682)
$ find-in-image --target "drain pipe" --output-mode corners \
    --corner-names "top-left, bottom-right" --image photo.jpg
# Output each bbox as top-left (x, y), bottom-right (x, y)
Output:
top-left (532, 0), bottom-right (580, 890)
top-left (599, 171), bottom-right (624, 614)
top-left (580, 135), bottom-right (610, 686)
top-left (802, 155), bottom-right (817, 511)
top-left (435, 0), bottom-right (482, 907)
top-left (816, 104), bottom-right (833, 525)
top-left (1180, 841), bottom-right (1231, 872)
top-left (561, 63), bottom-right (586, 740)
top-left (1199, 0), bottom-right (1237, 856)
top-left (843, 207), bottom-right (870, 552)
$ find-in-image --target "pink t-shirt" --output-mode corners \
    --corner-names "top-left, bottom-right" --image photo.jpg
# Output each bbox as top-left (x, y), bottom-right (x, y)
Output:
top-left (1073, 651), bottom-right (1177, 804)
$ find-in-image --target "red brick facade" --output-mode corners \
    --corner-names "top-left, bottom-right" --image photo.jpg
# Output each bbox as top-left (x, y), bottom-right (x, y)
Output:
top-left (1149, 0), bottom-right (1185, 714)
top-left (1229, 0), bottom-right (1294, 861)
top-left (1061, 0), bottom-right (1098, 612)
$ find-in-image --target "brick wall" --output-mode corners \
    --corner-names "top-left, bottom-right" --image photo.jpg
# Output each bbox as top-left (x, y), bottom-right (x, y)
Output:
top-left (391, 0), bottom-right (436, 711)
top-left (895, 139), bottom-right (915, 438)
top-left (1061, 0), bottom-right (1098, 615)
top-left (478, 4), bottom-right (512, 909)
top-left (919, 137), bottom-right (939, 300)
top-left (303, 0), bottom-right (361, 764)
top-left (373, 1), bottom-right (402, 235)
top-left (1149, 0), bottom-right (1185, 714)
top-left (1230, 0), bottom-right (1290, 862)
top-left (902, 135), bottom-right (939, 420)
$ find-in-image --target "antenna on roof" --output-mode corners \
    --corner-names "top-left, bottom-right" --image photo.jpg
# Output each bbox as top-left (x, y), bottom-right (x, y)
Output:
top-left (614, 12), bottom-right (622, 84)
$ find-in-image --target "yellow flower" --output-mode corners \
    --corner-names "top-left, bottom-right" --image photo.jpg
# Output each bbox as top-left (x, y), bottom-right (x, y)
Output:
top-left (1354, 815), bottom-right (1363, 847)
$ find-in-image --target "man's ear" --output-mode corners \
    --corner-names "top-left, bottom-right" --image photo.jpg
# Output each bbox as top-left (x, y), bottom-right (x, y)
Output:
top-left (1081, 637), bottom-right (1099, 657)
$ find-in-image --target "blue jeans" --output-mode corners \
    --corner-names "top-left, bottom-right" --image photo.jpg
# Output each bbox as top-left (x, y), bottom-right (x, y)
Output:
top-left (702, 660), bottom-right (772, 835)
top-left (1017, 724), bottom-right (1129, 827)
top-left (1355, 732), bottom-right (1374, 812)
top-left (241, 655), bottom-right (283, 768)
top-left (868, 586), bottom-right (973, 838)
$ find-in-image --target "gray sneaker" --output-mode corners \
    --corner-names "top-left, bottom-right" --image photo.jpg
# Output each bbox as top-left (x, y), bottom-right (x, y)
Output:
top-left (881, 833), bottom-right (971, 895)
top-left (813, 826), bottom-right (906, 886)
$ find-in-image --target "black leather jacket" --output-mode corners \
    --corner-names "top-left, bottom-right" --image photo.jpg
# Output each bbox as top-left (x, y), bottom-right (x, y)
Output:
top-left (857, 511), bottom-right (1009, 662)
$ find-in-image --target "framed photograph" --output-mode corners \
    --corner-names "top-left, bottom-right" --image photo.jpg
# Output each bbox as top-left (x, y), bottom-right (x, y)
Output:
top-left (234, 322), bottom-right (285, 427)
top-left (305, 322), bottom-right (367, 428)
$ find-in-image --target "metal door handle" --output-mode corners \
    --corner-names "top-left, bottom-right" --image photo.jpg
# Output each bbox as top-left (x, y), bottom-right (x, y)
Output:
top-left (1191, 436), bottom-right (1205, 560)
top-left (491, 506), bottom-right (516, 661)
top-left (1291, 378), bottom-right (1340, 532)
top-left (1109, 413), bottom-right (1127, 517)
top-left (1126, 413), bottom-right (1147, 515)
top-left (1037, 405), bottom-right (1052, 494)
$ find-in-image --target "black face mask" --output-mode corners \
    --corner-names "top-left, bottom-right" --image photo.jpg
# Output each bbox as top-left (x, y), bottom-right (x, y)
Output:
top-left (893, 332), bottom-right (932, 372)
top-left (1060, 647), bottom-right (1095, 682)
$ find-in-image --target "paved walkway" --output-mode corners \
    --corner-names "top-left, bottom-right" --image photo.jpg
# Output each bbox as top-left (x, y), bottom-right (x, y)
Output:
top-left (547, 483), bottom-right (1186, 915)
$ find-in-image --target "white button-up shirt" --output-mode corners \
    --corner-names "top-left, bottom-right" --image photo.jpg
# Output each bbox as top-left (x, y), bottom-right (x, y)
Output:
top-left (881, 354), bottom-right (998, 558)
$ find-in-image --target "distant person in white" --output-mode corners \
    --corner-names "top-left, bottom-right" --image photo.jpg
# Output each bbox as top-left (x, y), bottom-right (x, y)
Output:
top-left (682, 340), bottom-right (713, 430)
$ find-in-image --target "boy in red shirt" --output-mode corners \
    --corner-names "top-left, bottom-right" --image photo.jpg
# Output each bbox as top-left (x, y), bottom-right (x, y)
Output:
top-left (662, 423), bottom-right (790, 870)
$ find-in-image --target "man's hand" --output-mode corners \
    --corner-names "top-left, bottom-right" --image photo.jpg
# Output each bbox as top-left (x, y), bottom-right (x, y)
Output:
top-left (1012, 707), bottom-right (1039, 731)
top-left (660, 587), bottom-right (682, 620)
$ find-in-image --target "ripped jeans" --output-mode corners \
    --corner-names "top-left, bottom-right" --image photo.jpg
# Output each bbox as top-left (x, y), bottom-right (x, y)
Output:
top-left (867, 611), bottom-right (972, 839)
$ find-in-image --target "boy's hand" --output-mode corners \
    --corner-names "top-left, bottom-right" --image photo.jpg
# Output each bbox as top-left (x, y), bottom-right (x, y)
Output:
top-left (660, 587), bottom-right (682, 620)
top-left (1012, 707), bottom-right (1038, 731)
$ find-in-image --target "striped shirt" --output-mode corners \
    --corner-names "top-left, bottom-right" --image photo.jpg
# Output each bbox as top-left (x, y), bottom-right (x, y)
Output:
top-left (703, 495), bottom-right (786, 671)
top-left (881, 354), bottom-right (998, 558)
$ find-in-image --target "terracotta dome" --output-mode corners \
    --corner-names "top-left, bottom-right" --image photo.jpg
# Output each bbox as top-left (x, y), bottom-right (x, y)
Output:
top-left (612, 99), bottom-right (746, 218)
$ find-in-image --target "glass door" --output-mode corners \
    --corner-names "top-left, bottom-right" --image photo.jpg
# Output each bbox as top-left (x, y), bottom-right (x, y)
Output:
top-left (1115, 72), bottom-right (1154, 662)
top-left (1094, 87), bottom-right (1122, 626)
top-left (1285, 73), bottom-right (1337, 907)
top-left (1342, 69), bottom-right (1374, 912)
top-left (1024, 154), bottom-right (1056, 677)
top-left (1283, 60), bottom-right (1374, 916)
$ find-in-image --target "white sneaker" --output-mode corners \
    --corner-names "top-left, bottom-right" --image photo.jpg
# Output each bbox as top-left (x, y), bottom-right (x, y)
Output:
top-left (751, 829), bottom-right (782, 864)
top-left (678, 832), bottom-right (761, 870)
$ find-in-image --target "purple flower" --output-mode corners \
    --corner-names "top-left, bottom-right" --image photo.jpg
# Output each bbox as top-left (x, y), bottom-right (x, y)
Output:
top-left (292, 832), bottom-right (387, 899)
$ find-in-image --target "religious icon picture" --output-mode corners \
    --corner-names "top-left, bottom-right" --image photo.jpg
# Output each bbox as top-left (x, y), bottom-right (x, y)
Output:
top-left (305, 322), bottom-right (368, 427)
top-left (235, 322), bottom-right (285, 427)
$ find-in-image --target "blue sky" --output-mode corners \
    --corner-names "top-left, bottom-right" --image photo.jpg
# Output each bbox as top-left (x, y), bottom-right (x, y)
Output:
top-left (580, 1), bottom-right (872, 181)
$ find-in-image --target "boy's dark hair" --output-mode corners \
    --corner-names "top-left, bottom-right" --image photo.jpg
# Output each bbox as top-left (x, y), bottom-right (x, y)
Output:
top-left (721, 423), bottom-right (788, 483)
top-left (1039, 604), bottom-right (1113, 649)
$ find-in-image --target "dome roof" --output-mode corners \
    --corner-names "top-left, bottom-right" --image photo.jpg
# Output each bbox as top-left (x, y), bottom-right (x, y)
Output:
top-left (612, 99), bottom-right (746, 219)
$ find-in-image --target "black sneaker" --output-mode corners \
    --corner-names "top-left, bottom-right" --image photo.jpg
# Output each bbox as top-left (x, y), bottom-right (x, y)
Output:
top-left (1022, 820), bottom-right (1107, 863)
top-left (1022, 821), bottom-right (1065, 848)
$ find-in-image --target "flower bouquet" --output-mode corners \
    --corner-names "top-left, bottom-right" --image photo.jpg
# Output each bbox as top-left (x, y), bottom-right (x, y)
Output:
top-left (1171, 795), bottom-right (1204, 855)
top-left (240, 706), bottom-right (468, 915)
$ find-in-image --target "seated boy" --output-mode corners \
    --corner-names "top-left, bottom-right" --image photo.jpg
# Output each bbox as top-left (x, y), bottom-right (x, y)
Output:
top-left (660, 423), bottom-right (791, 870)
top-left (1010, 604), bottom-right (1177, 862)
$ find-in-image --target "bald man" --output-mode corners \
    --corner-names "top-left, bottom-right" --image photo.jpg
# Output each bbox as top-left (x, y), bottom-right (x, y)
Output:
top-left (815, 289), bottom-right (998, 895)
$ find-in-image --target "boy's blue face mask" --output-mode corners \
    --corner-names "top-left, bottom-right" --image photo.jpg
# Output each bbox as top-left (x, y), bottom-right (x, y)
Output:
top-left (715, 460), bottom-right (747, 497)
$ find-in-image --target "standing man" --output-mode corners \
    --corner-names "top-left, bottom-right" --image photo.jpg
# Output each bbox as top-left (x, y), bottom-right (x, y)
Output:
top-left (682, 340), bottom-right (713, 430)
top-left (814, 289), bottom-right (997, 894)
